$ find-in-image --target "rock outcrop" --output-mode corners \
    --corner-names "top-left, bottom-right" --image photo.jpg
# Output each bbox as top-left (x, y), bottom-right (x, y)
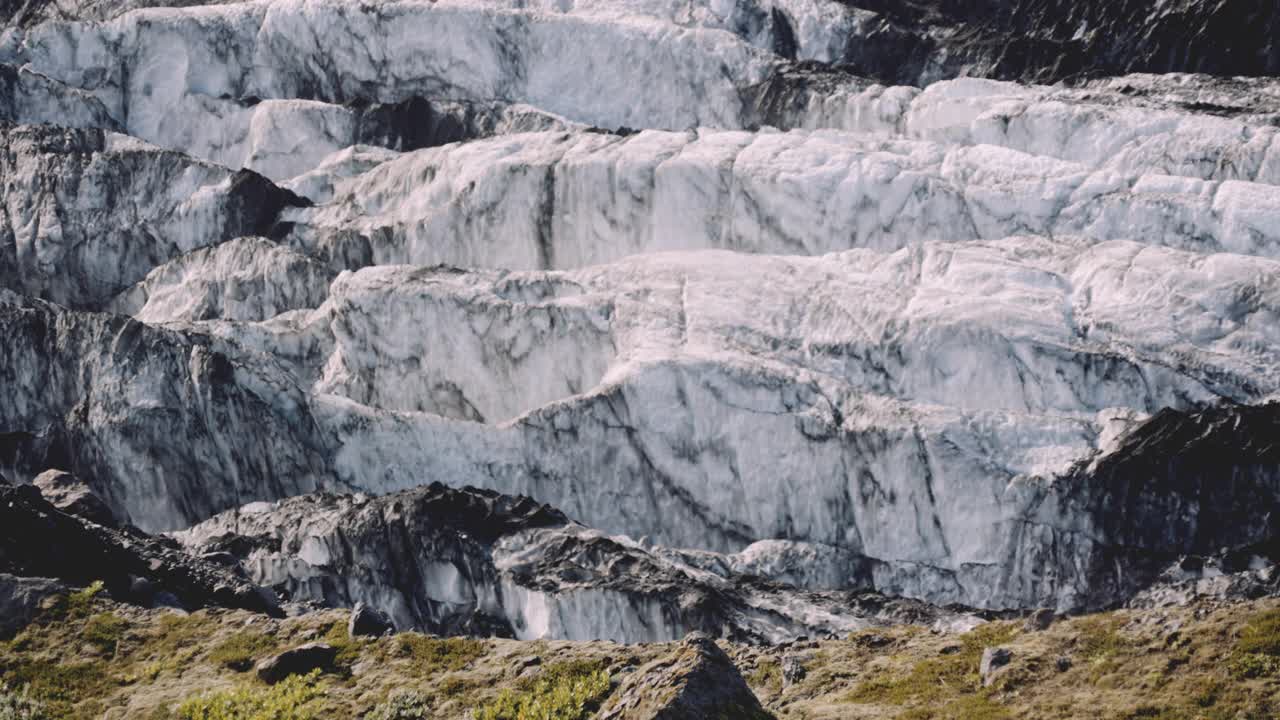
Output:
top-left (980, 646), bottom-right (1013, 687)
top-left (0, 574), bottom-right (64, 638)
top-left (599, 632), bottom-right (772, 719)
top-left (177, 482), bottom-right (972, 643)
top-left (348, 602), bottom-right (395, 638)
top-left (255, 643), bottom-right (336, 684)
top-left (0, 483), bottom-right (280, 615)
top-left (31, 469), bottom-right (118, 527)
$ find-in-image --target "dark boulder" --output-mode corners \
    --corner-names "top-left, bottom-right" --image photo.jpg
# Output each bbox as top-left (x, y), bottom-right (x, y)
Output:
top-left (831, 0), bottom-right (1280, 85)
top-left (980, 647), bottom-right (1013, 687)
top-left (256, 643), bottom-right (337, 684)
top-left (1023, 608), bottom-right (1055, 632)
top-left (0, 483), bottom-right (280, 617)
top-left (347, 602), bottom-right (394, 638)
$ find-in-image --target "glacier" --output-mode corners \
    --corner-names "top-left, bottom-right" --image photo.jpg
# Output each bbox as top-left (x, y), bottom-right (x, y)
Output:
top-left (1, 0), bottom-right (1279, 643)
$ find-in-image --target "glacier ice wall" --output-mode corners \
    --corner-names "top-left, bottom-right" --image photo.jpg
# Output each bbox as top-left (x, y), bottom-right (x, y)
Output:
top-left (2, 0), bottom-right (1279, 635)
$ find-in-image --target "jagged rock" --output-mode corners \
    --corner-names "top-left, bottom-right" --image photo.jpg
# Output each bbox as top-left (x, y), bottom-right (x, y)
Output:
top-left (860, 0), bottom-right (1280, 84)
top-left (348, 602), bottom-right (394, 638)
top-left (1055, 656), bottom-right (1073, 672)
top-left (511, 655), bottom-right (542, 676)
top-left (0, 483), bottom-right (280, 616)
top-left (177, 483), bottom-right (955, 643)
top-left (980, 647), bottom-right (1013, 687)
top-left (31, 469), bottom-right (118, 528)
top-left (1126, 556), bottom-right (1280, 610)
top-left (0, 574), bottom-right (64, 638)
top-left (599, 632), bottom-right (772, 720)
top-left (1023, 609), bottom-right (1055, 632)
top-left (781, 654), bottom-right (807, 687)
top-left (255, 643), bottom-right (336, 684)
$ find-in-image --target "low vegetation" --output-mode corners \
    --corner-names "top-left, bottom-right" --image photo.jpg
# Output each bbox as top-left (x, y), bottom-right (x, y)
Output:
top-left (845, 621), bottom-right (1018, 713)
top-left (38, 581), bottom-right (104, 623)
top-left (1229, 607), bottom-right (1280, 680)
top-left (208, 633), bottom-right (280, 672)
top-left (176, 670), bottom-right (323, 720)
top-left (809, 603), bottom-right (1280, 720)
top-left (0, 684), bottom-right (50, 720)
top-left (0, 591), bottom-right (1276, 719)
top-left (382, 634), bottom-right (488, 678)
top-left (748, 658), bottom-right (783, 695)
top-left (364, 690), bottom-right (432, 720)
top-left (475, 660), bottom-right (612, 720)
top-left (80, 612), bottom-right (130, 655)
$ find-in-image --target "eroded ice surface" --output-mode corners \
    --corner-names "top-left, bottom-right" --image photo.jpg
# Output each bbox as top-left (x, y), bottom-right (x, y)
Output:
top-left (3, 0), bottom-right (1280, 640)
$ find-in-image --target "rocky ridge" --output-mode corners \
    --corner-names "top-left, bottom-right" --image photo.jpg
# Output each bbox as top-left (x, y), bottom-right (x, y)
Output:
top-left (175, 482), bottom-right (986, 643)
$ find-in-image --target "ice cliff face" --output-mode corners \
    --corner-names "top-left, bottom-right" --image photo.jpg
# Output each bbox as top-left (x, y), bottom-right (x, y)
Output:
top-left (1, 0), bottom-right (1278, 640)
top-left (305, 245), bottom-right (1280, 609)
top-left (0, 124), bottom-right (308, 308)
top-left (0, 290), bottom-right (332, 529)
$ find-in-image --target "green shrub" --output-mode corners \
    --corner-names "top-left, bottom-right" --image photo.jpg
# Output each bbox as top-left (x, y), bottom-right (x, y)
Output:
top-left (847, 622), bottom-right (1018, 706)
top-left (474, 663), bottom-right (611, 720)
top-left (41, 582), bottom-right (105, 623)
top-left (364, 690), bottom-right (431, 720)
top-left (0, 685), bottom-right (50, 720)
top-left (1236, 609), bottom-right (1280, 657)
top-left (1227, 652), bottom-right (1280, 680)
top-left (177, 670), bottom-right (322, 720)
top-left (1226, 608), bottom-right (1280, 679)
top-left (1075, 616), bottom-right (1126, 661)
top-left (81, 613), bottom-right (129, 655)
top-left (385, 635), bottom-right (486, 677)
top-left (0, 658), bottom-right (114, 718)
top-left (208, 633), bottom-right (278, 672)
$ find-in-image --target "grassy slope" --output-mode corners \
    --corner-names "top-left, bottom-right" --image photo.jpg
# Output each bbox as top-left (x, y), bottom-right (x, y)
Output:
top-left (1, 591), bottom-right (1277, 719)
